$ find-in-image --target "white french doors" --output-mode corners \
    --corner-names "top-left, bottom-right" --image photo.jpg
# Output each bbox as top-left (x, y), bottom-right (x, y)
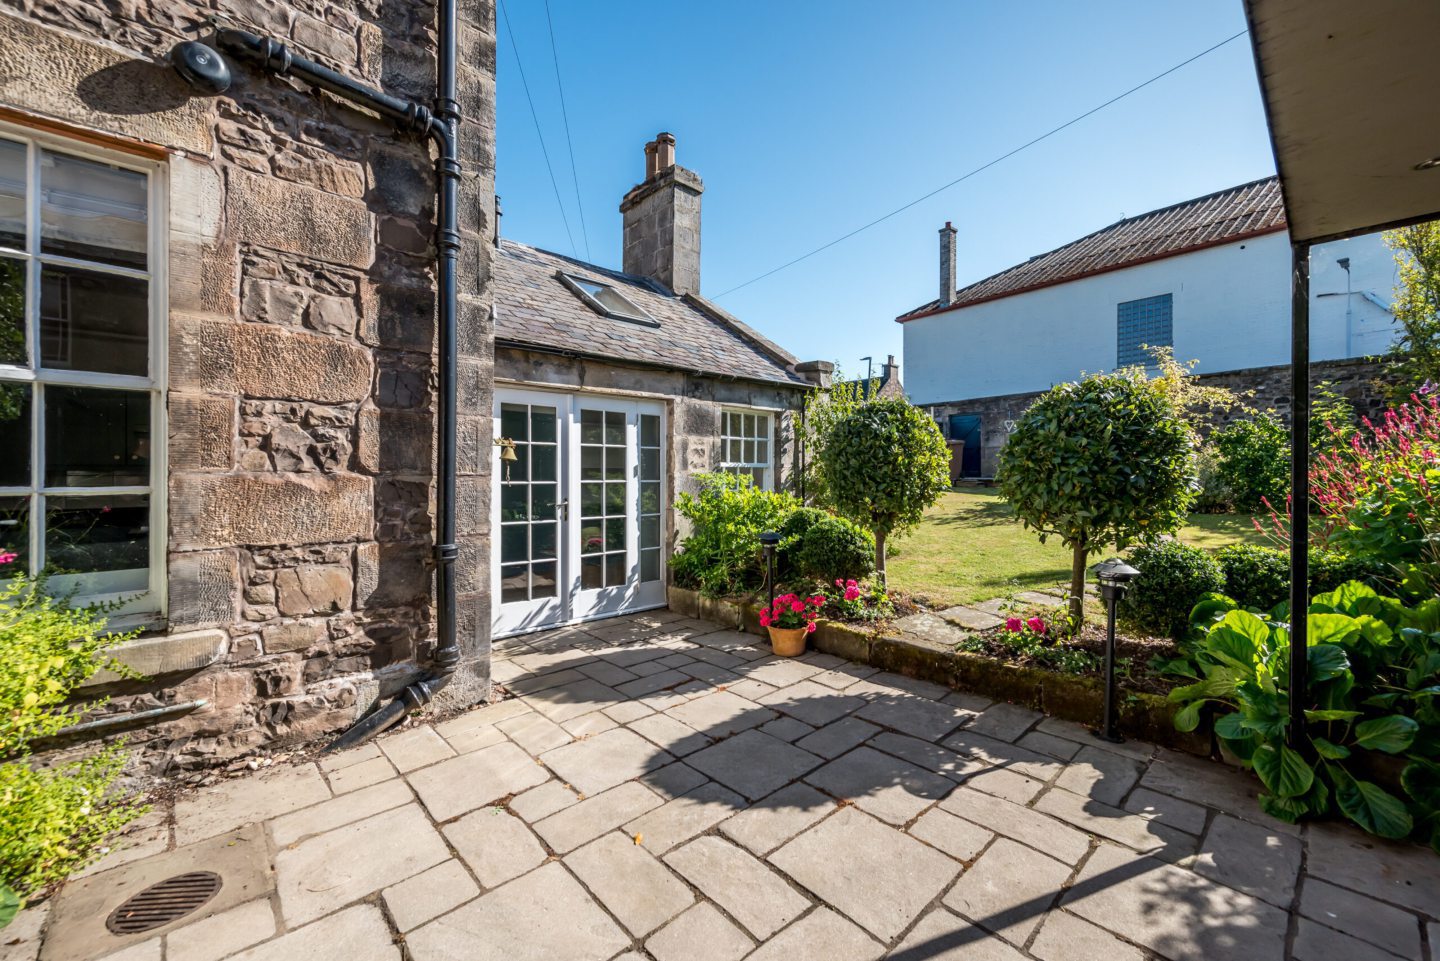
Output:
top-left (493, 389), bottom-right (666, 637)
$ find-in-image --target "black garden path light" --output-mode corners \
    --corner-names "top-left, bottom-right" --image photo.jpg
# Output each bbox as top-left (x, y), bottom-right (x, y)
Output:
top-left (759, 531), bottom-right (782, 611)
top-left (1092, 557), bottom-right (1140, 743)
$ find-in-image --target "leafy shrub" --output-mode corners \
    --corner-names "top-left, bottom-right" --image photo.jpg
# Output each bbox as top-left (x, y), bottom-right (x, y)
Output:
top-left (1, 578), bottom-right (143, 904)
top-left (1310, 549), bottom-right (1390, 594)
top-left (795, 517), bottom-right (875, 583)
top-left (819, 399), bottom-right (949, 579)
top-left (1216, 544), bottom-right (1291, 611)
top-left (1118, 540), bottom-right (1225, 639)
top-left (1190, 445), bottom-right (1233, 514)
top-left (1169, 582), bottom-right (1440, 846)
top-left (824, 578), bottom-right (893, 623)
top-left (999, 372), bottom-right (1195, 631)
top-left (672, 472), bottom-right (800, 596)
top-left (1213, 412), bottom-right (1290, 512)
top-left (777, 507), bottom-right (830, 576)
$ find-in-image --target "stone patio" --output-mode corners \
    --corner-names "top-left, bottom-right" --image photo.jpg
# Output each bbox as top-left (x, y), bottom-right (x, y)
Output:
top-left (16, 610), bottom-right (1440, 961)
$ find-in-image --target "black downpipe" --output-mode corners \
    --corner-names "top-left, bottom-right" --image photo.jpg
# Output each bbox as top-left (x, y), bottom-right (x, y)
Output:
top-left (213, 8), bottom-right (463, 753)
top-left (1289, 241), bottom-right (1311, 749)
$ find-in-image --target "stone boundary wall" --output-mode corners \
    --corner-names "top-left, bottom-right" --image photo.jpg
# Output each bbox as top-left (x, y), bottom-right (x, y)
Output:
top-left (1, 0), bottom-right (496, 772)
top-left (928, 356), bottom-right (1395, 480)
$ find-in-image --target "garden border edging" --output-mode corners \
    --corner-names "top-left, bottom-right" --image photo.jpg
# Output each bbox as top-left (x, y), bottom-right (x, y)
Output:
top-left (668, 585), bottom-right (1211, 757)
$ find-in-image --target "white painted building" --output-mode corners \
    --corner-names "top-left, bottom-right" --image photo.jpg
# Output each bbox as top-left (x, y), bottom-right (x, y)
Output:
top-left (897, 177), bottom-right (1399, 478)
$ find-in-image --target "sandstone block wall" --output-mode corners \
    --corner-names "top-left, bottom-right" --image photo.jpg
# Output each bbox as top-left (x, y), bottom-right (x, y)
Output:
top-left (0, 0), bottom-right (496, 771)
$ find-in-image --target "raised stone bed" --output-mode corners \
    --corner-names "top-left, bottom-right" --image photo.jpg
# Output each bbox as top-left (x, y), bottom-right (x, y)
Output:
top-left (667, 585), bottom-right (1210, 757)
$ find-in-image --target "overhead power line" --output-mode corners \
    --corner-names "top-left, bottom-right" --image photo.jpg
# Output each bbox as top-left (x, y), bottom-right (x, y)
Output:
top-left (543, 0), bottom-right (592, 262)
top-left (499, 0), bottom-right (578, 256)
top-left (712, 29), bottom-right (1249, 300)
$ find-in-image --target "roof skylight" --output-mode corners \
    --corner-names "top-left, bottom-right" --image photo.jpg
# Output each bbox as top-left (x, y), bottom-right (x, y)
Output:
top-left (558, 272), bottom-right (658, 326)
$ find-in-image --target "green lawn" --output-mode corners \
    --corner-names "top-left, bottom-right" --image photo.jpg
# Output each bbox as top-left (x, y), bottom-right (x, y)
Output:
top-left (886, 488), bottom-right (1268, 608)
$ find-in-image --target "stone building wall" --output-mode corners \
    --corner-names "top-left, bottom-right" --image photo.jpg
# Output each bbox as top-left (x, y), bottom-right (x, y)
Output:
top-left (0, 0), bottom-right (496, 772)
top-left (930, 357), bottom-right (1395, 481)
top-left (494, 346), bottom-right (806, 550)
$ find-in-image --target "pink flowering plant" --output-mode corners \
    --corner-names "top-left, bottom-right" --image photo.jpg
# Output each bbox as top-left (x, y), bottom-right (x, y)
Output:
top-left (824, 578), bottom-right (895, 623)
top-left (1003, 615), bottom-right (1050, 642)
top-left (759, 592), bottom-right (824, 633)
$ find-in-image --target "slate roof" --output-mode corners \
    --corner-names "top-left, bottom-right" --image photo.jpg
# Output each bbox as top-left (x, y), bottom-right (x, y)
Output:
top-left (896, 176), bottom-right (1287, 322)
top-left (494, 240), bottom-right (808, 387)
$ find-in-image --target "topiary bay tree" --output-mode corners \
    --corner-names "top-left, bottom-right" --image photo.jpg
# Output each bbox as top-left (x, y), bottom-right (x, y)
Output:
top-left (820, 399), bottom-right (950, 580)
top-left (997, 372), bottom-right (1195, 632)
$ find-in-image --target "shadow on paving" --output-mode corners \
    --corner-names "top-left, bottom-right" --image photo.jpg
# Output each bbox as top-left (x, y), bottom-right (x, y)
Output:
top-left (496, 614), bottom-right (1285, 958)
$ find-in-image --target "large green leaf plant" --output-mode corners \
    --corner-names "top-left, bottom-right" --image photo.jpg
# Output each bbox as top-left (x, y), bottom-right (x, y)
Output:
top-left (1169, 582), bottom-right (1440, 845)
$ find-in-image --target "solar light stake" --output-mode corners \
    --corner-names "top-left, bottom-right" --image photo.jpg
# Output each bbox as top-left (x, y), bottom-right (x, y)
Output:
top-left (759, 531), bottom-right (782, 612)
top-left (1091, 557), bottom-right (1140, 743)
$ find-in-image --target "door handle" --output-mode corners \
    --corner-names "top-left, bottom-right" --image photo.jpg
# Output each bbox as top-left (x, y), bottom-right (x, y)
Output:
top-left (558, 500), bottom-right (569, 521)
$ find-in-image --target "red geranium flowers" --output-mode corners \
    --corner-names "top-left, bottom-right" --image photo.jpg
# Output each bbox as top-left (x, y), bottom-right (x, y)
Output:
top-left (760, 592), bottom-right (823, 633)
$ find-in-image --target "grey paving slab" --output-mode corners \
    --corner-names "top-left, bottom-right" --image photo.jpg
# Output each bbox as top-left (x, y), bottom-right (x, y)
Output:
top-left (269, 777), bottom-right (413, 846)
top-left (100, 938), bottom-right (160, 961)
top-left (164, 899), bottom-right (276, 961)
top-left (1034, 788), bottom-right (1193, 857)
top-left (442, 720), bottom-right (508, 755)
top-left (803, 745), bottom-right (954, 825)
top-left (943, 837), bottom-right (1071, 946)
top-left (495, 710), bottom-right (572, 754)
top-left (1139, 748), bottom-right (1287, 831)
top-left (377, 724), bottom-right (456, 772)
top-left (616, 668), bottom-right (691, 698)
top-left (1054, 745), bottom-right (1144, 806)
top-left (406, 741), bottom-right (550, 821)
top-left (942, 728), bottom-right (1064, 782)
top-left (890, 908), bottom-right (1029, 961)
top-left (940, 605), bottom-right (1006, 631)
top-left (1292, 918), bottom-right (1411, 961)
top-left (869, 730), bottom-right (983, 781)
top-left (275, 804), bottom-right (449, 925)
top-left (855, 694), bottom-right (971, 741)
top-left (602, 700), bottom-right (653, 724)
top-left (381, 859), bottom-right (478, 932)
top-left (1123, 786), bottom-right (1209, 836)
top-left (739, 657), bottom-right (823, 688)
top-left (939, 786), bottom-right (1092, 865)
top-left (566, 831), bottom-right (694, 936)
top-left (718, 782), bottom-right (836, 856)
top-left (963, 702), bottom-right (1045, 742)
top-left (561, 711), bottom-right (618, 737)
top-left (1015, 730), bottom-right (1083, 761)
top-left (964, 766), bottom-right (1046, 805)
top-left (1063, 843), bottom-right (1289, 961)
top-left (758, 679), bottom-right (867, 727)
top-left (908, 808), bottom-right (994, 862)
top-left (227, 905), bottom-right (397, 961)
top-left (174, 763), bottom-right (330, 845)
top-left (758, 715), bottom-right (814, 742)
top-left (1192, 814), bottom-right (1302, 906)
top-left (523, 677), bottom-right (624, 724)
top-left (643, 760), bottom-right (711, 799)
top-left (1304, 819), bottom-right (1440, 916)
top-left (509, 779), bottom-right (581, 823)
top-left (644, 903), bottom-right (753, 961)
top-left (684, 729), bottom-right (823, 801)
top-left (406, 862), bottom-right (629, 961)
top-left (870, 671), bottom-right (954, 701)
top-left (794, 716), bottom-right (881, 759)
top-left (666, 689), bottom-right (777, 736)
top-left (539, 726), bottom-right (674, 795)
top-left (628, 712), bottom-right (712, 756)
top-left (324, 754), bottom-right (397, 794)
top-left (740, 907), bottom-right (882, 961)
top-left (626, 781), bottom-right (747, 855)
top-left (1298, 877), bottom-right (1423, 960)
top-left (532, 781), bottom-right (664, 853)
top-left (769, 806), bottom-right (958, 941)
top-left (664, 836), bottom-right (810, 940)
top-left (577, 660), bottom-right (640, 687)
top-left (1029, 909), bottom-right (1147, 961)
top-left (443, 807), bottom-right (547, 888)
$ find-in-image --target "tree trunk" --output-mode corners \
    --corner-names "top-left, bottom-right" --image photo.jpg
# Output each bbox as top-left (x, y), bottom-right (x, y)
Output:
top-left (875, 530), bottom-right (887, 586)
top-left (1069, 539), bottom-right (1088, 635)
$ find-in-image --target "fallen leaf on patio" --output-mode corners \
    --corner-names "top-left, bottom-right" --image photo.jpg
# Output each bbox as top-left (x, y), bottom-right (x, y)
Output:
top-left (633, 833), bottom-right (643, 845)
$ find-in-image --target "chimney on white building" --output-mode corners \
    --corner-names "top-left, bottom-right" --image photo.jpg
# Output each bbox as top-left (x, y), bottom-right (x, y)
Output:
top-left (620, 132), bottom-right (704, 295)
top-left (940, 221), bottom-right (958, 306)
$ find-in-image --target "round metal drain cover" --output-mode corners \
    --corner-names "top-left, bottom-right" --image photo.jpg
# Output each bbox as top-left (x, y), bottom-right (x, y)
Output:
top-left (106, 871), bottom-right (223, 935)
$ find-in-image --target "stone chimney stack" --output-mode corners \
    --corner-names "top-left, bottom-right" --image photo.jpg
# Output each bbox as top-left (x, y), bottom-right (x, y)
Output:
top-left (621, 132), bottom-right (704, 296)
top-left (882, 354), bottom-right (899, 384)
top-left (940, 221), bottom-right (957, 306)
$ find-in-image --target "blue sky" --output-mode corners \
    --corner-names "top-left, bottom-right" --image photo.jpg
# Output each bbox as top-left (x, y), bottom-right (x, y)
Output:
top-left (494, 1), bottom-right (1274, 377)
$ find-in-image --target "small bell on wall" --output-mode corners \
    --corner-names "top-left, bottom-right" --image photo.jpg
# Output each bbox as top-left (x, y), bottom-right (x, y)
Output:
top-left (495, 437), bottom-right (518, 482)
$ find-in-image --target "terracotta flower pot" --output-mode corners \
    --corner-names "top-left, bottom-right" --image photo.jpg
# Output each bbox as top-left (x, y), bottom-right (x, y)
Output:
top-left (767, 625), bottom-right (808, 657)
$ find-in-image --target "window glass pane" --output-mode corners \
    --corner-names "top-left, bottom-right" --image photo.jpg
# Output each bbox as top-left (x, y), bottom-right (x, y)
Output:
top-left (40, 264), bottom-right (148, 376)
top-left (580, 481), bottom-right (602, 516)
top-left (743, 439), bottom-right (755, 463)
top-left (500, 482), bottom-right (527, 521)
top-left (605, 552), bottom-right (626, 587)
top-left (641, 414), bottom-right (660, 448)
top-left (0, 257), bottom-right (22, 366)
top-left (604, 445), bottom-right (625, 480)
top-left (531, 482), bottom-right (557, 520)
top-left (44, 387), bottom-right (150, 487)
top-left (500, 525), bottom-right (527, 564)
top-left (580, 446), bottom-right (601, 480)
top-left (640, 516), bottom-right (659, 550)
top-left (509, 442), bottom-right (528, 480)
top-left (0, 383), bottom-right (30, 486)
top-left (604, 411), bottom-right (624, 445)
top-left (0, 496), bottom-right (27, 573)
top-left (581, 553), bottom-right (602, 589)
top-left (756, 415), bottom-right (769, 438)
top-left (605, 517), bottom-right (624, 551)
top-left (530, 407), bottom-right (556, 443)
top-left (639, 481), bottom-right (660, 515)
top-left (727, 438), bottom-right (741, 462)
top-left (640, 548), bottom-right (659, 583)
top-left (500, 563), bottom-right (528, 604)
top-left (44, 493), bottom-right (147, 576)
top-left (580, 521), bottom-right (602, 553)
top-left (532, 561), bottom-right (557, 598)
top-left (531, 444), bottom-right (556, 483)
top-left (40, 151), bottom-right (147, 269)
top-left (532, 521), bottom-right (557, 560)
top-left (580, 409), bottom-right (602, 444)
top-left (0, 139), bottom-right (23, 251)
top-left (499, 404), bottom-right (528, 442)
top-left (640, 448), bottom-right (660, 481)
top-left (605, 481), bottom-right (624, 515)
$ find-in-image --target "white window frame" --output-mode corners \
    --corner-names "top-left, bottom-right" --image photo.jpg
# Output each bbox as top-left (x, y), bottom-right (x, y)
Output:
top-left (0, 120), bottom-right (168, 626)
top-left (556, 271), bottom-right (660, 327)
top-left (719, 407), bottom-right (774, 490)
